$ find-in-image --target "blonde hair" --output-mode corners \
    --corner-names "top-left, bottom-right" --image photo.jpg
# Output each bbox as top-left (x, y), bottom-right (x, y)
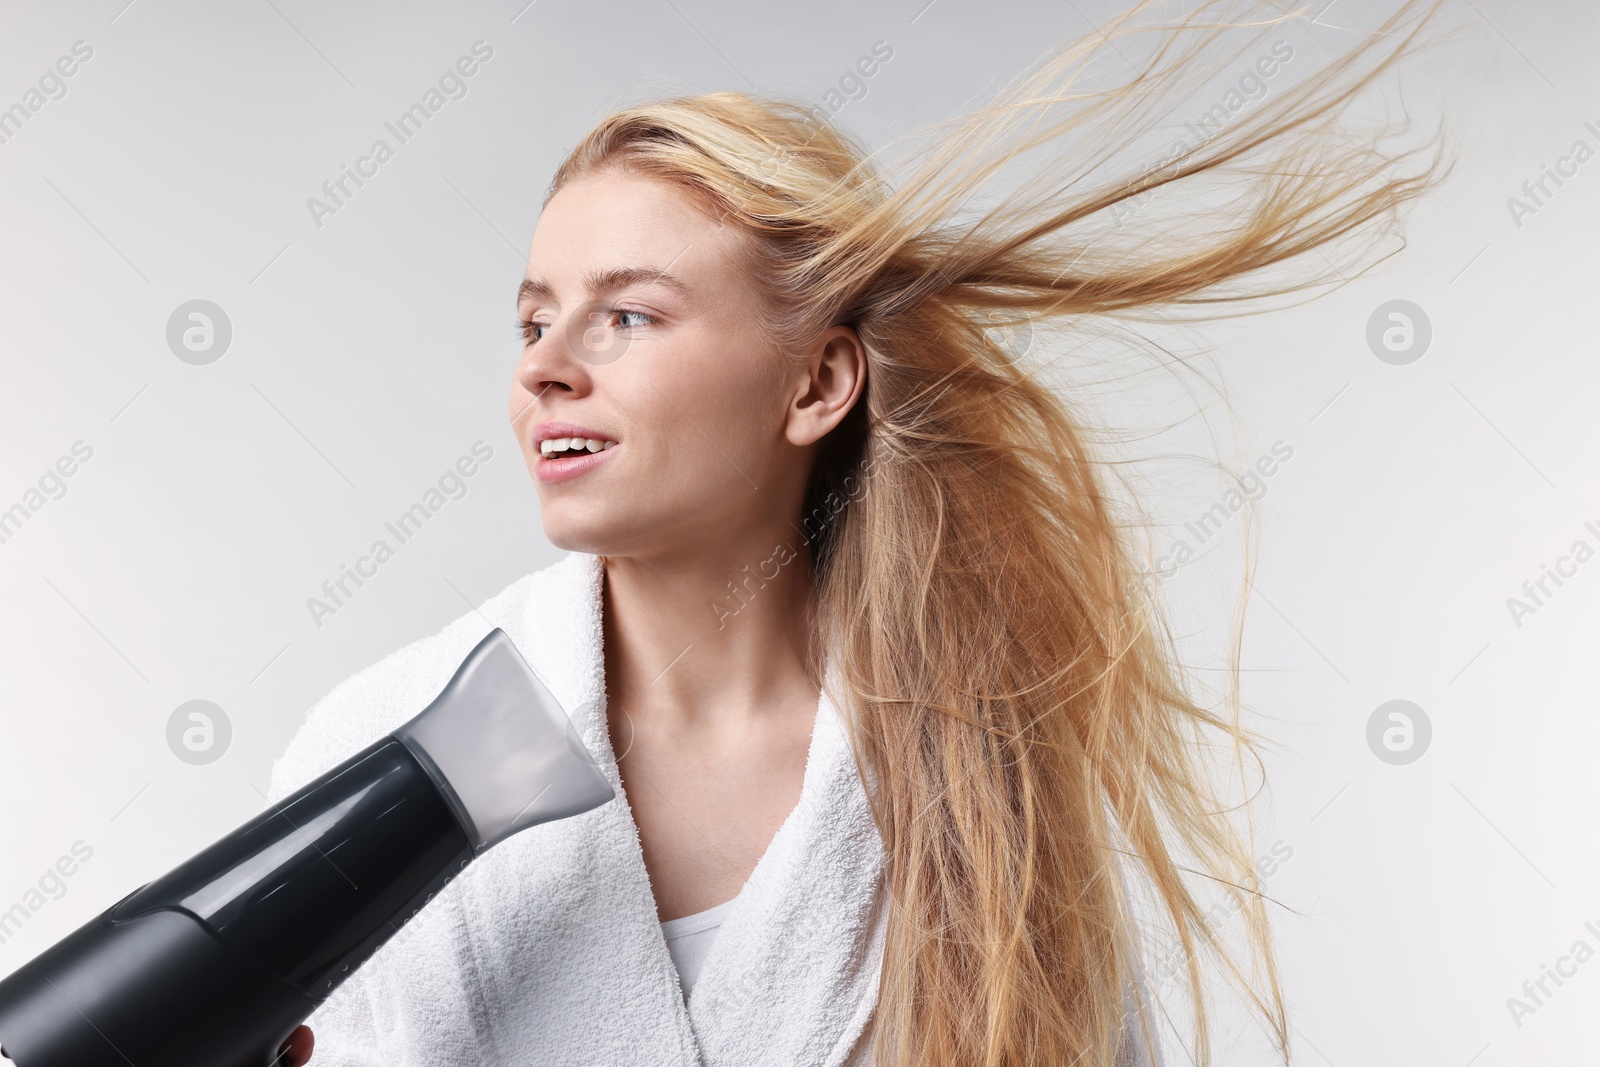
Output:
top-left (546, 2), bottom-right (1453, 1064)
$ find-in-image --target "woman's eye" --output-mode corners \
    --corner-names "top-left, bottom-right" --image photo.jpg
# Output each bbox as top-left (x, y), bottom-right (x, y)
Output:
top-left (517, 308), bottom-right (653, 345)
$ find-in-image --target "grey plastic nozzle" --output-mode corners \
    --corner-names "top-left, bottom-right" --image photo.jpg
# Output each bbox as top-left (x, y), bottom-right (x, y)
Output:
top-left (393, 628), bottom-right (615, 853)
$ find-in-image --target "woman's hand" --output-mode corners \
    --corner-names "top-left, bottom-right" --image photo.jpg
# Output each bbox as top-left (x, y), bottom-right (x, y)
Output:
top-left (277, 1025), bottom-right (315, 1065)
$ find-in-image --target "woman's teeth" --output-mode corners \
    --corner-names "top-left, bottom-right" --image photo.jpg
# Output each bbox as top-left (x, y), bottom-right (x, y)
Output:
top-left (539, 437), bottom-right (617, 457)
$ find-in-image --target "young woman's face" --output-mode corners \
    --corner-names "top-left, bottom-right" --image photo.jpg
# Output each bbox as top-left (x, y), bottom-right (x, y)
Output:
top-left (510, 169), bottom-right (809, 559)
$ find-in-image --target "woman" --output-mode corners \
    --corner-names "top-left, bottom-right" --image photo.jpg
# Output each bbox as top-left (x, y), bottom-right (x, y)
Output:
top-left (271, 1), bottom-right (1450, 1063)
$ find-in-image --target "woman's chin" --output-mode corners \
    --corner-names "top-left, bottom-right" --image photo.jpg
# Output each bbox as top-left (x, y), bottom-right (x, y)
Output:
top-left (542, 528), bottom-right (590, 554)
top-left (541, 519), bottom-right (619, 557)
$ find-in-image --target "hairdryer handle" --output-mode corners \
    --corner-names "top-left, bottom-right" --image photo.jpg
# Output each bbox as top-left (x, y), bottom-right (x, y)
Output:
top-left (0, 628), bottom-right (613, 1067)
top-left (0, 734), bottom-right (470, 1067)
top-left (0, 902), bottom-right (317, 1067)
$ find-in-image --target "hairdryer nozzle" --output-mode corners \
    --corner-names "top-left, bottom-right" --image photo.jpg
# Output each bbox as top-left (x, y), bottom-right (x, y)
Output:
top-left (395, 628), bottom-right (615, 853)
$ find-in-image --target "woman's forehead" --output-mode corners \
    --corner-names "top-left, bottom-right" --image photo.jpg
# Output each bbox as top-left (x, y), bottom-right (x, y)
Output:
top-left (527, 174), bottom-right (750, 302)
top-left (537, 172), bottom-right (726, 249)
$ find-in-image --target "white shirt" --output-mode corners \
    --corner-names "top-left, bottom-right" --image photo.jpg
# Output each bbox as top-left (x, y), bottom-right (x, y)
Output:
top-left (661, 895), bottom-right (740, 1000)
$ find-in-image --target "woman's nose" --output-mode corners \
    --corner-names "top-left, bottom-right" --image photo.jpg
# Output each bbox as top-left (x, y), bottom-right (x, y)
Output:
top-left (516, 312), bottom-right (593, 398)
top-left (516, 302), bottom-right (633, 395)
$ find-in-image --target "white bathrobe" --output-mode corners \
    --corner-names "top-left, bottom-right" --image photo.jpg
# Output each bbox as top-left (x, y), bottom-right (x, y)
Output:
top-left (265, 550), bottom-right (1165, 1067)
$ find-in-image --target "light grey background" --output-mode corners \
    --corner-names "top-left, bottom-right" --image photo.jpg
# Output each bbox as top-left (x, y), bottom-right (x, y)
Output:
top-left (0, 1), bottom-right (1595, 1063)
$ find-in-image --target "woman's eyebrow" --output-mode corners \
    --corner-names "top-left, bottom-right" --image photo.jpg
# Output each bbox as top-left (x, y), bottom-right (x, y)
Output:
top-left (517, 266), bottom-right (693, 305)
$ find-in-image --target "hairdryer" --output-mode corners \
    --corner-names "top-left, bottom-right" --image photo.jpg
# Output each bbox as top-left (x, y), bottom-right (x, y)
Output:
top-left (0, 628), bottom-right (615, 1067)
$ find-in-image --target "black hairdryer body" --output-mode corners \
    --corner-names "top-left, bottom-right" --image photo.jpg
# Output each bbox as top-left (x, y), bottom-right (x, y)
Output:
top-left (0, 629), bottom-right (614, 1067)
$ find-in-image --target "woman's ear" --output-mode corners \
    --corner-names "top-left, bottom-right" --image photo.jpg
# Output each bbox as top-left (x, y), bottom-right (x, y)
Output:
top-left (785, 324), bottom-right (867, 448)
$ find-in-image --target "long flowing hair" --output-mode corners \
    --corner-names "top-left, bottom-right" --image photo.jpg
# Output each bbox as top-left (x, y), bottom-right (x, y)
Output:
top-left (546, 2), bottom-right (1453, 1063)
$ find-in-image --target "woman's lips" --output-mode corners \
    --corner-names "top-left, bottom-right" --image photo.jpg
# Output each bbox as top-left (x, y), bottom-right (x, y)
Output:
top-left (534, 443), bottom-right (617, 483)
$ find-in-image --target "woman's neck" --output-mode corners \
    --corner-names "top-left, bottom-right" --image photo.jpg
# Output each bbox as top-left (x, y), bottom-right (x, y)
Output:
top-left (598, 536), bottom-right (818, 731)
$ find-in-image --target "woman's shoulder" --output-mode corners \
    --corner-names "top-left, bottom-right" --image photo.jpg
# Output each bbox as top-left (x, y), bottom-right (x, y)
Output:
top-left (264, 552), bottom-right (593, 805)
